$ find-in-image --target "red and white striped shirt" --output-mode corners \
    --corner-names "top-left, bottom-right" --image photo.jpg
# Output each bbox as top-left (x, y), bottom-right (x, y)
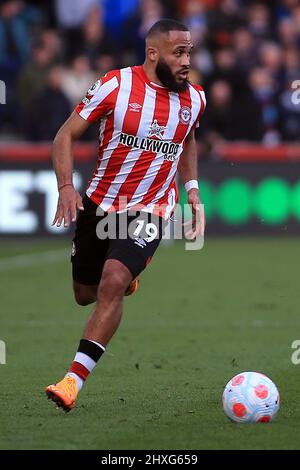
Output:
top-left (76, 65), bottom-right (206, 219)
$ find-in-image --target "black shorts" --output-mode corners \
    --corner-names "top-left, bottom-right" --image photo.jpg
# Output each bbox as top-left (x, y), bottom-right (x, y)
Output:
top-left (71, 195), bottom-right (166, 285)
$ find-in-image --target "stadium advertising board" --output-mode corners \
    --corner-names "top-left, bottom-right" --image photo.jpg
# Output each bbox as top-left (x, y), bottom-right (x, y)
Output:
top-left (0, 161), bottom-right (299, 236)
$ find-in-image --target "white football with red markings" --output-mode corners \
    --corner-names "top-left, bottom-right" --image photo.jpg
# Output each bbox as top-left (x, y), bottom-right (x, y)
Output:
top-left (222, 371), bottom-right (280, 423)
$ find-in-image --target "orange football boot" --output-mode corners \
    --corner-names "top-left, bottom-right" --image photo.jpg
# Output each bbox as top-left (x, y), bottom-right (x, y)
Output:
top-left (125, 278), bottom-right (139, 296)
top-left (45, 376), bottom-right (78, 412)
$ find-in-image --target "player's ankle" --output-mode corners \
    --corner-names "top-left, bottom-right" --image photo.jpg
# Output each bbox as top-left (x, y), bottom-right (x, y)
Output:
top-left (65, 372), bottom-right (84, 392)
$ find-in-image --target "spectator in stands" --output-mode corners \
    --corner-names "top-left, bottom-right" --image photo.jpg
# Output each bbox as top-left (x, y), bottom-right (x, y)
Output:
top-left (259, 42), bottom-right (285, 92)
top-left (102, 0), bottom-right (140, 39)
top-left (79, 7), bottom-right (118, 69)
top-left (279, 48), bottom-right (300, 141)
top-left (247, 3), bottom-right (274, 44)
top-left (95, 53), bottom-right (118, 76)
top-left (40, 29), bottom-right (63, 63)
top-left (279, 86), bottom-right (300, 141)
top-left (61, 55), bottom-right (97, 108)
top-left (122, 0), bottom-right (165, 65)
top-left (181, 0), bottom-right (208, 46)
top-left (206, 0), bottom-right (245, 50)
top-left (201, 79), bottom-right (263, 150)
top-left (282, 46), bottom-right (300, 86)
top-left (0, 1), bottom-right (35, 62)
top-left (55, 0), bottom-right (99, 28)
top-left (208, 47), bottom-right (245, 95)
top-left (54, 0), bottom-right (99, 58)
top-left (275, 0), bottom-right (300, 22)
top-left (0, 0), bottom-right (41, 77)
top-left (232, 27), bottom-right (258, 75)
top-left (17, 44), bottom-right (53, 120)
top-left (29, 65), bottom-right (71, 141)
top-left (249, 67), bottom-right (281, 145)
top-left (290, 4), bottom-right (300, 35)
top-left (191, 44), bottom-right (214, 80)
top-left (277, 16), bottom-right (299, 48)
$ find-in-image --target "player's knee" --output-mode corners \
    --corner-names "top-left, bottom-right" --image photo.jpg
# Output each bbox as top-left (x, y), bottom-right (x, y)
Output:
top-left (99, 268), bottom-right (129, 300)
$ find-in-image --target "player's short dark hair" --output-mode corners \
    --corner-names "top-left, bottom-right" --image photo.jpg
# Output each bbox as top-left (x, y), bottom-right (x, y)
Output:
top-left (146, 19), bottom-right (189, 38)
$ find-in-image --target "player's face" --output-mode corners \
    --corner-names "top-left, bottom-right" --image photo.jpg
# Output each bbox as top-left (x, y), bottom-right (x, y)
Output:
top-left (156, 31), bottom-right (193, 92)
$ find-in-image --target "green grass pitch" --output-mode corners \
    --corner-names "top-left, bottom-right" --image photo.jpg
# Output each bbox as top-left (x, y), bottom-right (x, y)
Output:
top-left (0, 237), bottom-right (299, 450)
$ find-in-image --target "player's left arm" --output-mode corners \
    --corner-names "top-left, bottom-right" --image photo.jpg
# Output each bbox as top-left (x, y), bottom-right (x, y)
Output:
top-left (178, 129), bottom-right (205, 238)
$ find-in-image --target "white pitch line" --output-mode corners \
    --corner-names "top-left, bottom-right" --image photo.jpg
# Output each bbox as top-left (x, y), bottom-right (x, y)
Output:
top-left (0, 248), bottom-right (69, 271)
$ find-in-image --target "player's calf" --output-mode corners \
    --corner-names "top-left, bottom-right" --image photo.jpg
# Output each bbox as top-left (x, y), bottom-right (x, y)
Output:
top-left (46, 260), bottom-right (132, 412)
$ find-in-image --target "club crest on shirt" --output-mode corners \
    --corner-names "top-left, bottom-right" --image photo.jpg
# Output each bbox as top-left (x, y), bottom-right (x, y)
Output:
top-left (178, 106), bottom-right (192, 125)
top-left (147, 120), bottom-right (167, 140)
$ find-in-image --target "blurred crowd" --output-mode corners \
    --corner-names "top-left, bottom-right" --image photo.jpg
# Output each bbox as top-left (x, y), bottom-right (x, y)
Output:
top-left (0, 0), bottom-right (300, 156)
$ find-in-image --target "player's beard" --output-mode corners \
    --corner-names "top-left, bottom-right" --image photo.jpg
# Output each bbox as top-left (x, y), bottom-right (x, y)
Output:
top-left (155, 58), bottom-right (188, 93)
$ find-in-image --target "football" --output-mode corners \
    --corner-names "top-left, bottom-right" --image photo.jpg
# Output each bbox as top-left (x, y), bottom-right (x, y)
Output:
top-left (222, 372), bottom-right (280, 423)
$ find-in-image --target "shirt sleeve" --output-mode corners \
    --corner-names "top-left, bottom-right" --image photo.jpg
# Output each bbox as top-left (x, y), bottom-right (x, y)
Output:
top-left (194, 87), bottom-right (206, 129)
top-left (75, 70), bottom-right (119, 122)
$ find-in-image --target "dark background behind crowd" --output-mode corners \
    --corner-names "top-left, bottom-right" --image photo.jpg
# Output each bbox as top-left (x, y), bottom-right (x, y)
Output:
top-left (0, 0), bottom-right (300, 159)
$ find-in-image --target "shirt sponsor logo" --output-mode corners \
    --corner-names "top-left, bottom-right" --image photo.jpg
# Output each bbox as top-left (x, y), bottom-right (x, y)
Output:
top-left (129, 102), bottom-right (142, 112)
top-left (148, 120), bottom-right (167, 139)
top-left (178, 106), bottom-right (192, 125)
top-left (119, 132), bottom-right (180, 161)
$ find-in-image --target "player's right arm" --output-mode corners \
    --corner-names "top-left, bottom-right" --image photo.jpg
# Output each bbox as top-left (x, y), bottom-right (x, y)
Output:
top-left (52, 71), bottom-right (120, 228)
top-left (52, 111), bottom-right (91, 228)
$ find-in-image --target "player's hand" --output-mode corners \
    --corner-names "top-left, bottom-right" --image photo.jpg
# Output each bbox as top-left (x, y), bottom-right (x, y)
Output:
top-left (184, 188), bottom-right (205, 239)
top-left (52, 185), bottom-right (84, 228)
